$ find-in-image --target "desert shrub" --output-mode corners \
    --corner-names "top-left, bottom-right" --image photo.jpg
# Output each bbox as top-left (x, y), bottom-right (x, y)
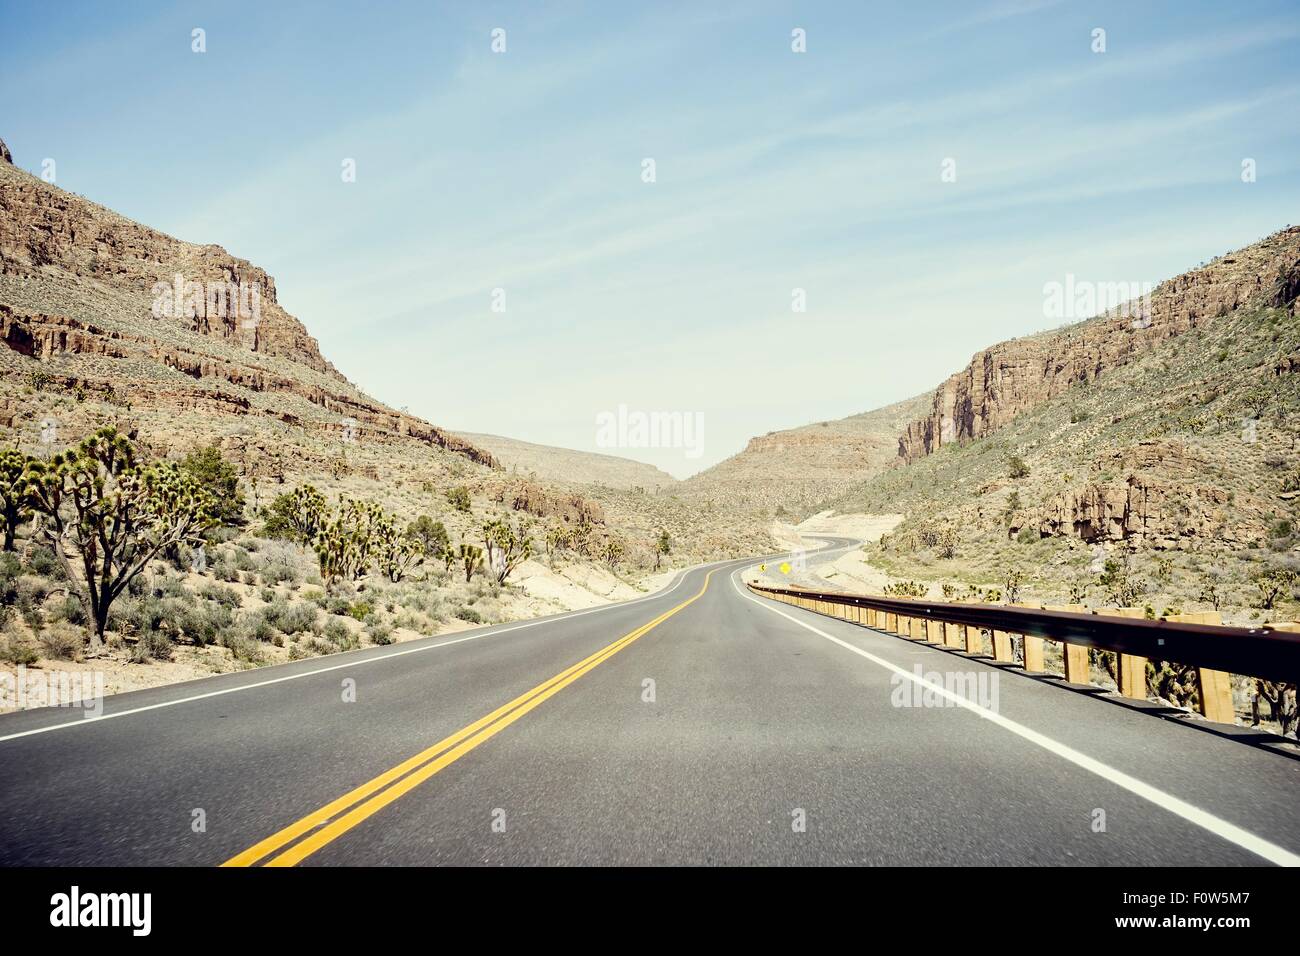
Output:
top-left (257, 539), bottom-right (301, 585)
top-left (256, 599), bottom-right (317, 636)
top-left (366, 617), bottom-right (394, 645)
top-left (24, 544), bottom-right (65, 579)
top-left (49, 593), bottom-right (86, 626)
top-left (38, 622), bottom-right (82, 660)
top-left (180, 601), bottom-right (233, 646)
top-left (220, 631), bottom-right (264, 665)
top-left (302, 588), bottom-right (326, 608)
top-left (447, 486), bottom-right (472, 513)
top-left (0, 630), bottom-right (38, 665)
top-left (0, 552), bottom-right (21, 605)
top-left (243, 614), bottom-right (277, 643)
top-left (142, 575), bottom-right (180, 600)
top-left (346, 601), bottom-right (372, 621)
top-left (1008, 455), bottom-right (1030, 479)
top-left (454, 605), bottom-right (484, 624)
top-left (180, 446), bottom-right (246, 528)
top-left (263, 562), bottom-right (296, 585)
top-left (393, 610), bottom-right (425, 631)
top-left (131, 629), bottom-right (174, 663)
top-left (198, 581), bottom-right (242, 610)
top-left (881, 581), bottom-right (927, 598)
top-left (318, 617), bottom-right (358, 651)
top-left (1016, 526), bottom-right (1038, 545)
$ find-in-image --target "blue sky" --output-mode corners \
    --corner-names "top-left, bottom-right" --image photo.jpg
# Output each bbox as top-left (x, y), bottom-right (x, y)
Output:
top-left (3, 0), bottom-right (1298, 478)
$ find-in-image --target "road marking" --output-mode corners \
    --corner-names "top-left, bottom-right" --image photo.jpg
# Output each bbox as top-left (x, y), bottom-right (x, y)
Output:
top-left (0, 564), bottom-right (702, 744)
top-left (224, 569), bottom-right (717, 867)
top-left (732, 571), bottom-right (1300, 868)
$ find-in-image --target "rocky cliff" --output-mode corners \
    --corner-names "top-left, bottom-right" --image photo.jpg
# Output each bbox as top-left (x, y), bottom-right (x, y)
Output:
top-left (0, 146), bottom-right (497, 475)
top-left (899, 227), bottom-right (1300, 462)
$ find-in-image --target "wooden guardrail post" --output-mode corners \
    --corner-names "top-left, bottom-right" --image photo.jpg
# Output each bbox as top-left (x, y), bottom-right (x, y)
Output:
top-left (943, 618), bottom-right (965, 649)
top-left (1015, 604), bottom-right (1045, 672)
top-left (1164, 611), bottom-right (1235, 724)
top-left (909, 616), bottom-right (925, 641)
top-left (894, 613), bottom-right (909, 637)
top-left (1096, 607), bottom-right (1146, 698)
top-left (922, 618), bottom-right (941, 643)
top-left (990, 624), bottom-right (1014, 662)
top-left (1044, 604), bottom-right (1087, 682)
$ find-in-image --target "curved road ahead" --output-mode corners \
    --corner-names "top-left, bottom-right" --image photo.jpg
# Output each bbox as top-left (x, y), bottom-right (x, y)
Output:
top-left (1, 537), bottom-right (1296, 866)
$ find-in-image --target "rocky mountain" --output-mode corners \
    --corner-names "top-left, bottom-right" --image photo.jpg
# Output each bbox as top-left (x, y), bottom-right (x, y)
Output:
top-left (899, 228), bottom-right (1300, 462)
top-left (456, 431), bottom-right (679, 491)
top-left (821, 225), bottom-right (1300, 623)
top-left (0, 148), bottom-right (497, 482)
top-left (0, 140), bottom-right (778, 570)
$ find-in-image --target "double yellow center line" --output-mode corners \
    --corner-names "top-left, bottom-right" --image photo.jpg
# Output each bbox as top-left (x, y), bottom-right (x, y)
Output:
top-left (222, 569), bottom-right (716, 867)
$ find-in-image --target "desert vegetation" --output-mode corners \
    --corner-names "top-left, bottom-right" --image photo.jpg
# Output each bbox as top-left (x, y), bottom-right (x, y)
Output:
top-left (0, 430), bottom-right (686, 701)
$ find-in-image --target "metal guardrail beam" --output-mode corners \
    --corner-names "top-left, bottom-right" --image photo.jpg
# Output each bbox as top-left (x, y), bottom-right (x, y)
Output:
top-left (748, 584), bottom-right (1300, 686)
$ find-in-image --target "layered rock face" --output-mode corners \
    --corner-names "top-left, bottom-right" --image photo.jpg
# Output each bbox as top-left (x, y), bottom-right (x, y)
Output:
top-left (492, 478), bottom-right (607, 526)
top-left (1018, 442), bottom-right (1248, 551)
top-left (899, 227), bottom-right (1300, 462)
top-left (0, 151), bottom-right (496, 473)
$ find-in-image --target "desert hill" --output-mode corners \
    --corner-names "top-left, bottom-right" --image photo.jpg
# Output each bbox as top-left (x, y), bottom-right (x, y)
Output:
top-left (456, 431), bottom-right (678, 491)
top-left (677, 394), bottom-right (929, 517)
top-left (819, 225), bottom-right (1300, 623)
top-left (0, 140), bottom-right (777, 571)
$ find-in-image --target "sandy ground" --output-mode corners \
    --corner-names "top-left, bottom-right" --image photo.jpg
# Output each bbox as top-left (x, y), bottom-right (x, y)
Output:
top-left (796, 510), bottom-right (904, 541)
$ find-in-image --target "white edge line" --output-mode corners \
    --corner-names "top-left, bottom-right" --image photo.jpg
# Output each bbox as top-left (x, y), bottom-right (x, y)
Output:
top-left (730, 569), bottom-right (1300, 868)
top-left (0, 560), bottom-right (708, 743)
top-left (0, 541), bottom-right (849, 744)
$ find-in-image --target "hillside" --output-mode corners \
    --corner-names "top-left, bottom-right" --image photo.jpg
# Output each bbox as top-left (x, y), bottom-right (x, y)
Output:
top-left (456, 431), bottom-right (678, 491)
top-left (0, 137), bottom-right (767, 700)
top-left (820, 226), bottom-right (1300, 624)
top-left (678, 394), bottom-right (929, 518)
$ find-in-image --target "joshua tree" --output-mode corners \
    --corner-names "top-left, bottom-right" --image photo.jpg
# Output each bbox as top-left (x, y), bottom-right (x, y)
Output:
top-left (263, 484), bottom-right (327, 544)
top-left (1099, 558), bottom-right (1143, 606)
top-left (24, 427), bottom-right (217, 648)
top-left (482, 518), bottom-right (532, 584)
top-left (655, 529), bottom-right (671, 569)
top-left (314, 498), bottom-right (388, 585)
top-left (1252, 567), bottom-right (1297, 610)
top-left (0, 448), bottom-right (33, 551)
top-left (457, 542), bottom-right (483, 582)
top-left (1004, 569), bottom-right (1024, 603)
top-left (376, 521), bottom-right (423, 583)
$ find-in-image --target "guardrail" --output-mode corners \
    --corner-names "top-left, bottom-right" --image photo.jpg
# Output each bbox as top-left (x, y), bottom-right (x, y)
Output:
top-left (747, 582), bottom-right (1300, 725)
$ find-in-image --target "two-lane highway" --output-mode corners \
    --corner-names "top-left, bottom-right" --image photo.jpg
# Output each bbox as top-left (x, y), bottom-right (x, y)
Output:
top-left (1, 537), bottom-right (1296, 866)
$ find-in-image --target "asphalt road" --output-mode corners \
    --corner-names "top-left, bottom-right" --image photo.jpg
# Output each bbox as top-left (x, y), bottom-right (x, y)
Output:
top-left (1, 536), bottom-right (1296, 866)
